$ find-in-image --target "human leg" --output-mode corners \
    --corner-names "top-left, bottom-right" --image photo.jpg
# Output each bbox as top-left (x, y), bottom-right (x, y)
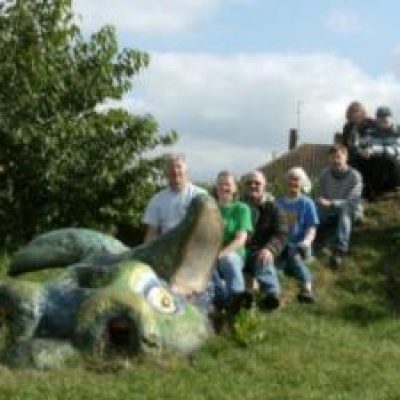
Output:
top-left (250, 256), bottom-right (281, 310)
top-left (316, 205), bottom-right (337, 252)
top-left (335, 204), bottom-right (354, 253)
top-left (252, 260), bottom-right (280, 296)
top-left (283, 248), bottom-right (314, 303)
top-left (216, 252), bottom-right (245, 299)
top-left (212, 269), bottom-right (227, 307)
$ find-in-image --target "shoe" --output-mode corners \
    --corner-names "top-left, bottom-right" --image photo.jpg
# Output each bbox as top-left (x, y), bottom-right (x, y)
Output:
top-left (297, 289), bottom-right (315, 304)
top-left (226, 291), bottom-right (253, 316)
top-left (329, 249), bottom-right (345, 269)
top-left (208, 304), bottom-right (226, 333)
top-left (259, 293), bottom-right (280, 311)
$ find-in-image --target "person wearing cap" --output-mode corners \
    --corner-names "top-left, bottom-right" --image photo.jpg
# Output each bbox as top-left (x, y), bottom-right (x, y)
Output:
top-left (242, 170), bottom-right (288, 311)
top-left (142, 153), bottom-right (206, 242)
top-left (355, 106), bottom-right (400, 199)
top-left (275, 167), bottom-right (319, 303)
top-left (316, 145), bottom-right (363, 268)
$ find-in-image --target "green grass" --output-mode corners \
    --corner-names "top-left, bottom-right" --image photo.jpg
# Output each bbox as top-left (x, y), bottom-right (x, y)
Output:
top-left (1, 199), bottom-right (400, 400)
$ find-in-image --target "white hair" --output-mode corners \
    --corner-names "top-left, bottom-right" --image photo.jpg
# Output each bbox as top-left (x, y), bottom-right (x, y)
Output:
top-left (286, 167), bottom-right (312, 194)
top-left (163, 152), bottom-right (186, 170)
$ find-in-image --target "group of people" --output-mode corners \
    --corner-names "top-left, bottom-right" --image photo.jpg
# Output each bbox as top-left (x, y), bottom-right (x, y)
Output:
top-left (342, 102), bottom-right (400, 200)
top-left (141, 102), bottom-right (399, 315)
top-left (141, 148), bottom-right (356, 313)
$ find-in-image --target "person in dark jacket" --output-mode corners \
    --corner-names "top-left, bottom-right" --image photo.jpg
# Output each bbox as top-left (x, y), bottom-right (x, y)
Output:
top-left (356, 106), bottom-right (400, 200)
top-left (341, 101), bottom-right (375, 167)
top-left (243, 170), bottom-right (288, 310)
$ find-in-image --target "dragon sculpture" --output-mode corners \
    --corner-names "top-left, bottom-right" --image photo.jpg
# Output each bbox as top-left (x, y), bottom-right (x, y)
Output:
top-left (0, 195), bottom-right (222, 369)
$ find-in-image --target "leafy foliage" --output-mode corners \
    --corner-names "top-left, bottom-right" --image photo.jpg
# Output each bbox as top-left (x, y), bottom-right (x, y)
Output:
top-left (0, 0), bottom-right (176, 246)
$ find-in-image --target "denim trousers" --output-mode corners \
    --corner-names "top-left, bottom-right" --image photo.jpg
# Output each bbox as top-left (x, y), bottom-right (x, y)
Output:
top-left (247, 245), bottom-right (312, 295)
top-left (213, 252), bottom-right (245, 306)
top-left (247, 255), bottom-right (280, 296)
top-left (277, 245), bottom-right (312, 284)
top-left (317, 203), bottom-right (357, 253)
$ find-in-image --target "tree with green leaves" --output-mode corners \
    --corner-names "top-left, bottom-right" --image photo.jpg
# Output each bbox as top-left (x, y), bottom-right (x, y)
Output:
top-left (0, 0), bottom-right (176, 246)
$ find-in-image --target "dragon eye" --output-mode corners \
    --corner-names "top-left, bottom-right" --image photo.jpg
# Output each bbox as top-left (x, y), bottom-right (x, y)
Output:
top-left (147, 286), bottom-right (176, 314)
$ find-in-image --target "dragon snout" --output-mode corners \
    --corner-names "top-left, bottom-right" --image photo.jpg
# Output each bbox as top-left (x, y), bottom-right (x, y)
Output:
top-left (74, 291), bottom-right (162, 357)
top-left (103, 316), bottom-right (141, 356)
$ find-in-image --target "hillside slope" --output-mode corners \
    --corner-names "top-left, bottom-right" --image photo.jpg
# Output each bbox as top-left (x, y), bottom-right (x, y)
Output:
top-left (1, 197), bottom-right (400, 400)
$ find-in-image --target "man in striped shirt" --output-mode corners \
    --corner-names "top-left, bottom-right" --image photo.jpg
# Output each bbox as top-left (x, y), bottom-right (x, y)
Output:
top-left (316, 145), bottom-right (363, 268)
top-left (356, 106), bottom-right (400, 200)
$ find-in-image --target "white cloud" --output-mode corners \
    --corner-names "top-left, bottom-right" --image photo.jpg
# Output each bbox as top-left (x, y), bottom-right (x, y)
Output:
top-left (73, 0), bottom-right (222, 35)
top-left (117, 52), bottom-right (400, 180)
top-left (325, 8), bottom-right (365, 34)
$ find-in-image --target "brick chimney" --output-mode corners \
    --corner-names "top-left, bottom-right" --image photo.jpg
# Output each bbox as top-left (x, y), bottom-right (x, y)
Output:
top-left (289, 129), bottom-right (298, 150)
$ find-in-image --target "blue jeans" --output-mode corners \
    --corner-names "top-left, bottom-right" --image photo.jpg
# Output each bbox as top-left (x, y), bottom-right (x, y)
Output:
top-left (246, 255), bottom-right (280, 296)
top-left (278, 245), bottom-right (312, 284)
top-left (318, 203), bottom-right (358, 253)
top-left (213, 252), bottom-right (245, 306)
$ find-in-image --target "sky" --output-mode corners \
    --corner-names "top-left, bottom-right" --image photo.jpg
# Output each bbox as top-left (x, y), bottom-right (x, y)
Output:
top-left (73, 0), bottom-right (400, 180)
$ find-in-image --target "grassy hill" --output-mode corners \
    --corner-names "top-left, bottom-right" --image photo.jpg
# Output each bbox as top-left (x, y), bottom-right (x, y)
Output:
top-left (1, 197), bottom-right (400, 400)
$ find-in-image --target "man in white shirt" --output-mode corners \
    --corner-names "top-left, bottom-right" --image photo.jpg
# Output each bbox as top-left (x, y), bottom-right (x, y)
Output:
top-left (142, 153), bottom-right (206, 242)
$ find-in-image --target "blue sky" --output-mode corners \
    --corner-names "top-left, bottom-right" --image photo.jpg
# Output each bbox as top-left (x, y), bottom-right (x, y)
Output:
top-left (101, 0), bottom-right (400, 76)
top-left (74, 0), bottom-right (400, 179)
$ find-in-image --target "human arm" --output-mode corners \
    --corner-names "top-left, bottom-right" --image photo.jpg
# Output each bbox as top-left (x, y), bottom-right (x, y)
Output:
top-left (300, 226), bottom-right (316, 248)
top-left (219, 230), bottom-right (248, 257)
top-left (317, 169), bottom-right (362, 209)
top-left (219, 202), bottom-right (253, 257)
top-left (330, 172), bottom-right (363, 208)
top-left (255, 203), bottom-right (288, 263)
top-left (299, 198), bottom-right (319, 248)
top-left (142, 194), bottom-right (161, 243)
top-left (143, 225), bottom-right (159, 243)
top-left (357, 129), bottom-right (400, 159)
top-left (366, 138), bottom-right (400, 158)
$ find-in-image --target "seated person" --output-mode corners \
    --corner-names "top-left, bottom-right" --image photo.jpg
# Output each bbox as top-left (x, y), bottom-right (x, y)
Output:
top-left (355, 106), bottom-right (400, 200)
top-left (213, 171), bottom-right (253, 309)
top-left (341, 101), bottom-right (375, 167)
top-left (242, 170), bottom-right (288, 311)
top-left (142, 153), bottom-right (206, 241)
top-left (142, 153), bottom-right (211, 309)
top-left (276, 167), bottom-right (319, 303)
top-left (316, 145), bottom-right (363, 268)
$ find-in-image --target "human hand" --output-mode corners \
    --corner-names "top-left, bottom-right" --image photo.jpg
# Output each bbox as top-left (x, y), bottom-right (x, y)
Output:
top-left (218, 250), bottom-right (228, 259)
top-left (317, 197), bottom-right (332, 208)
top-left (360, 147), bottom-right (372, 159)
top-left (297, 241), bottom-right (310, 259)
top-left (256, 248), bottom-right (274, 265)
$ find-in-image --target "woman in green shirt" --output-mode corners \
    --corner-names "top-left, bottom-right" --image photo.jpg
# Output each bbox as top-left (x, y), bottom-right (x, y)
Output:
top-left (213, 171), bottom-right (253, 307)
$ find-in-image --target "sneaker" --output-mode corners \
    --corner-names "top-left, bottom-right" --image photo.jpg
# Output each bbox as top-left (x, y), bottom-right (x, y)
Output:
top-left (297, 289), bottom-right (315, 304)
top-left (259, 293), bottom-right (280, 311)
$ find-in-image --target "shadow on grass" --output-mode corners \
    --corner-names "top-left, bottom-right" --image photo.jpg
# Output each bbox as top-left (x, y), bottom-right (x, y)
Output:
top-left (336, 302), bottom-right (390, 327)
